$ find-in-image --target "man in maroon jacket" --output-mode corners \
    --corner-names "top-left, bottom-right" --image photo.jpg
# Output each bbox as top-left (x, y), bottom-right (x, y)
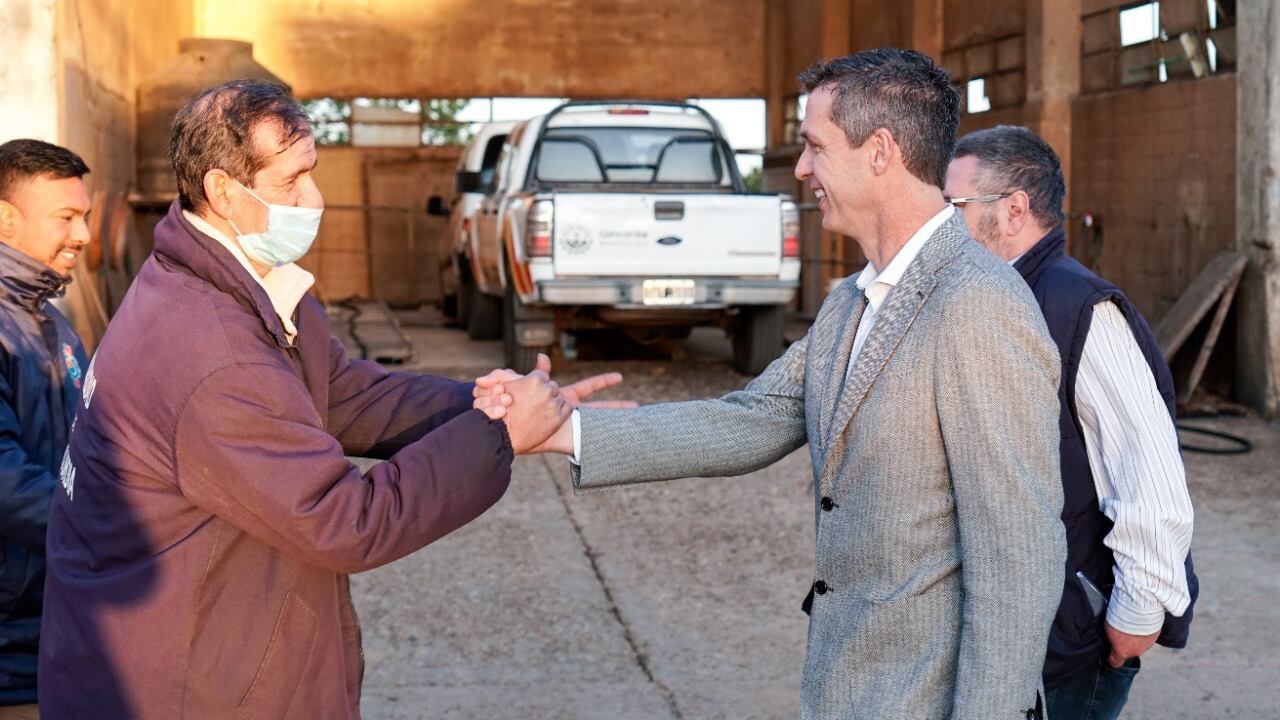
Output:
top-left (37, 80), bottom-right (610, 719)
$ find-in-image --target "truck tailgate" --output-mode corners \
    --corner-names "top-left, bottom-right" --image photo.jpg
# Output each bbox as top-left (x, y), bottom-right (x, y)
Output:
top-left (551, 193), bottom-right (781, 277)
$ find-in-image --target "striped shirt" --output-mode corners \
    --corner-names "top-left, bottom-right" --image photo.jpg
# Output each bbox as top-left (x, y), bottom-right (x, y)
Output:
top-left (1076, 301), bottom-right (1194, 635)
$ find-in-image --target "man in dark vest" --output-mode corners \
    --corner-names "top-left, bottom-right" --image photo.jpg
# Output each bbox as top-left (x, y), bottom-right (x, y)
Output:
top-left (0, 139), bottom-right (93, 720)
top-left (946, 125), bottom-right (1198, 720)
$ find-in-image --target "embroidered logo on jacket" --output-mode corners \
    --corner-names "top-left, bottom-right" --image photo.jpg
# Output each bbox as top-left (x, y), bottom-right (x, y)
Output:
top-left (62, 344), bottom-right (82, 390)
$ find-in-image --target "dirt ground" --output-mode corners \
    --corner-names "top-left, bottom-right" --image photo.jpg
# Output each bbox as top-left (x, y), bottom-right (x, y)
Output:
top-left (350, 311), bottom-right (1280, 719)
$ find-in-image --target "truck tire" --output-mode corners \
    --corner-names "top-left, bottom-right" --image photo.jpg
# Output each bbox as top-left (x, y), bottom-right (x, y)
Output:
top-left (456, 282), bottom-right (472, 327)
top-left (503, 281), bottom-right (548, 373)
top-left (467, 286), bottom-right (502, 340)
top-left (455, 257), bottom-right (474, 327)
top-left (732, 304), bottom-right (786, 375)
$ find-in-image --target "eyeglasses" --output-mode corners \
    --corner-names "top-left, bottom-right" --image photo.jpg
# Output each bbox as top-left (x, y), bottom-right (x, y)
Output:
top-left (948, 193), bottom-right (1011, 208)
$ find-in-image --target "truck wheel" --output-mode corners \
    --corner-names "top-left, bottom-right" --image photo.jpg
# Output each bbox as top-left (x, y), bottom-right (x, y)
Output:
top-left (503, 282), bottom-right (548, 373)
top-left (467, 286), bottom-right (502, 340)
top-left (456, 283), bottom-right (472, 327)
top-left (732, 305), bottom-right (786, 375)
top-left (456, 258), bottom-right (474, 327)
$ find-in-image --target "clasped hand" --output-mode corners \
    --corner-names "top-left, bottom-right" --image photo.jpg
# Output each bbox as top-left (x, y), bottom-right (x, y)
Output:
top-left (472, 353), bottom-right (633, 455)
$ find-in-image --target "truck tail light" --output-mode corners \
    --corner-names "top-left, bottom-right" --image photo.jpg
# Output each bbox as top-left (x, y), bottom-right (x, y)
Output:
top-left (525, 200), bottom-right (554, 257)
top-left (781, 200), bottom-right (800, 259)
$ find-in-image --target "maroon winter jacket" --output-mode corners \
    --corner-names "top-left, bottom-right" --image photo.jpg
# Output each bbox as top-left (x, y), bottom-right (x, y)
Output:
top-left (38, 202), bottom-right (513, 719)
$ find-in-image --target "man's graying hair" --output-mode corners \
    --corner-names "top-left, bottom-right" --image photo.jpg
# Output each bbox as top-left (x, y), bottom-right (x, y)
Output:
top-left (798, 49), bottom-right (960, 189)
top-left (170, 80), bottom-right (311, 213)
top-left (953, 125), bottom-right (1066, 226)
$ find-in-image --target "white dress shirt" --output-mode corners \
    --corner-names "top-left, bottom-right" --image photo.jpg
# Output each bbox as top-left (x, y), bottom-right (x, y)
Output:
top-left (1075, 301), bottom-right (1194, 634)
top-left (1003, 253), bottom-right (1194, 634)
top-left (847, 205), bottom-right (954, 375)
top-left (184, 210), bottom-right (315, 344)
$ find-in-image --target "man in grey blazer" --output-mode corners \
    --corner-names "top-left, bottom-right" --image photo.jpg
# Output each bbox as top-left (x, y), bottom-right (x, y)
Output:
top-left (477, 49), bottom-right (1066, 720)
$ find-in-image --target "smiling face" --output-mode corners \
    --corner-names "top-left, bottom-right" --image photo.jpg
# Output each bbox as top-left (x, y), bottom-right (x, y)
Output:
top-left (794, 86), bottom-right (874, 239)
top-left (0, 174), bottom-right (92, 276)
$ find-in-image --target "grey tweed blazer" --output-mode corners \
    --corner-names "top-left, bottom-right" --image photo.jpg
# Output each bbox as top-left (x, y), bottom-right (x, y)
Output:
top-left (573, 212), bottom-right (1067, 720)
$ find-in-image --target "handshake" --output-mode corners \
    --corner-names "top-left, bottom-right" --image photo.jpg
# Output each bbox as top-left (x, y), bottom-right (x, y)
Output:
top-left (472, 354), bottom-right (633, 455)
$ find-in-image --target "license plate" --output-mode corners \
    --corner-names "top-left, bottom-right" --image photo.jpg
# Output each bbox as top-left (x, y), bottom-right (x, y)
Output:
top-left (642, 279), bottom-right (696, 306)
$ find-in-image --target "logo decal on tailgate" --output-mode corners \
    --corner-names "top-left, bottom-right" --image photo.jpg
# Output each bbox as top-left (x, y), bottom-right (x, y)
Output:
top-left (561, 225), bottom-right (594, 254)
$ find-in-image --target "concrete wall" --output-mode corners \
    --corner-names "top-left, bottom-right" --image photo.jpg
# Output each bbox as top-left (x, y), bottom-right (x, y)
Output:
top-left (0, 0), bottom-right (193, 351)
top-left (1071, 74), bottom-right (1237, 321)
top-left (57, 0), bottom-right (195, 193)
top-left (850, 1), bottom-right (909, 51)
top-left (946, 0), bottom-right (1022, 50)
top-left (198, 0), bottom-right (767, 100)
top-left (1236, 1), bottom-right (1280, 418)
top-left (0, 0), bottom-right (60, 143)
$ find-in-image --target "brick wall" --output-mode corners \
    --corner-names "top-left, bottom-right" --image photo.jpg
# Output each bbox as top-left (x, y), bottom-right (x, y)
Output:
top-left (305, 148), bottom-right (368, 300)
top-left (1070, 73), bottom-right (1237, 322)
top-left (305, 146), bottom-right (463, 304)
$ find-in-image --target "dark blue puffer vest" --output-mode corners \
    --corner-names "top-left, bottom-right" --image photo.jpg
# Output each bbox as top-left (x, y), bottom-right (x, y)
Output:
top-left (1014, 227), bottom-right (1198, 686)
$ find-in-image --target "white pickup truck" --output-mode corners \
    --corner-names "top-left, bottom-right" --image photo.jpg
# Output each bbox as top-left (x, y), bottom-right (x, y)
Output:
top-left (431, 121), bottom-right (516, 331)
top-left (467, 101), bottom-right (800, 374)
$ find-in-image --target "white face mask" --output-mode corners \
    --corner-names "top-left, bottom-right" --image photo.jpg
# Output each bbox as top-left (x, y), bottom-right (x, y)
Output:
top-left (227, 181), bottom-right (323, 267)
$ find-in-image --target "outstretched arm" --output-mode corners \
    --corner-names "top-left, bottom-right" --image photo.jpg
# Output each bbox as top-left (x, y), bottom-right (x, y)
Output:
top-left (570, 333), bottom-right (810, 490)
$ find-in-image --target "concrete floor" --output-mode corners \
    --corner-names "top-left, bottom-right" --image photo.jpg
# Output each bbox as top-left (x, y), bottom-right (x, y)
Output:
top-left (350, 309), bottom-right (1280, 720)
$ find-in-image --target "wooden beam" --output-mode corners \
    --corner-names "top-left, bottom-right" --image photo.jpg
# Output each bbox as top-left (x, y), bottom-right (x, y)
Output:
top-left (821, 0), bottom-right (851, 60)
top-left (1154, 251), bottom-right (1249, 359)
top-left (909, 0), bottom-right (944, 61)
top-left (1179, 273), bottom-right (1243, 405)
top-left (765, 0), bottom-right (791, 149)
top-left (1151, 251), bottom-right (1249, 404)
top-left (1025, 0), bottom-right (1081, 191)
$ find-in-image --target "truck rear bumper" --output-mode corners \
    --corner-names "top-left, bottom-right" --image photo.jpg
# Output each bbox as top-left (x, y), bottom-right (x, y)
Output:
top-left (536, 278), bottom-right (797, 308)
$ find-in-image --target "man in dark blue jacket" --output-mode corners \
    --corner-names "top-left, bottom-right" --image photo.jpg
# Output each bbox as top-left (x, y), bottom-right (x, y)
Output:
top-left (946, 126), bottom-right (1197, 720)
top-left (0, 139), bottom-right (92, 718)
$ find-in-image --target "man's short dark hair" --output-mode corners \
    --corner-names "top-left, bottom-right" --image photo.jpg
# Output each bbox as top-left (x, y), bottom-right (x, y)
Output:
top-left (170, 79), bottom-right (311, 212)
top-left (798, 49), bottom-right (960, 189)
top-left (953, 125), bottom-right (1066, 226)
top-left (0, 139), bottom-right (90, 203)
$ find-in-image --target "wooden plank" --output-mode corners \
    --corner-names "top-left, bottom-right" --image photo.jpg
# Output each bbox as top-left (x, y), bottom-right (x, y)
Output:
top-left (1154, 251), bottom-right (1248, 359)
top-left (1179, 272), bottom-right (1242, 404)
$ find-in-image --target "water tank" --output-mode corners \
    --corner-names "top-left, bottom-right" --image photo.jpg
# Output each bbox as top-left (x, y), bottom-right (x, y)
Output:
top-left (135, 38), bottom-right (289, 199)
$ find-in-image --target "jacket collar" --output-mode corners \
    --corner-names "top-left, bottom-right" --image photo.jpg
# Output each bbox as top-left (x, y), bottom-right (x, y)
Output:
top-left (1013, 225), bottom-right (1067, 286)
top-left (0, 241), bottom-right (70, 313)
top-left (182, 210), bottom-right (313, 342)
top-left (854, 205), bottom-right (955, 308)
top-left (816, 210), bottom-right (970, 479)
top-left (152, 200), bottom-right (294, 348)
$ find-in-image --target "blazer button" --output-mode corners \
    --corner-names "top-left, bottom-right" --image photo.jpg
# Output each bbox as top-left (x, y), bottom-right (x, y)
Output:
top-left (820, 497), bottom-right (835, 511)
top-left (813, 580), bottom-right (829, 595)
